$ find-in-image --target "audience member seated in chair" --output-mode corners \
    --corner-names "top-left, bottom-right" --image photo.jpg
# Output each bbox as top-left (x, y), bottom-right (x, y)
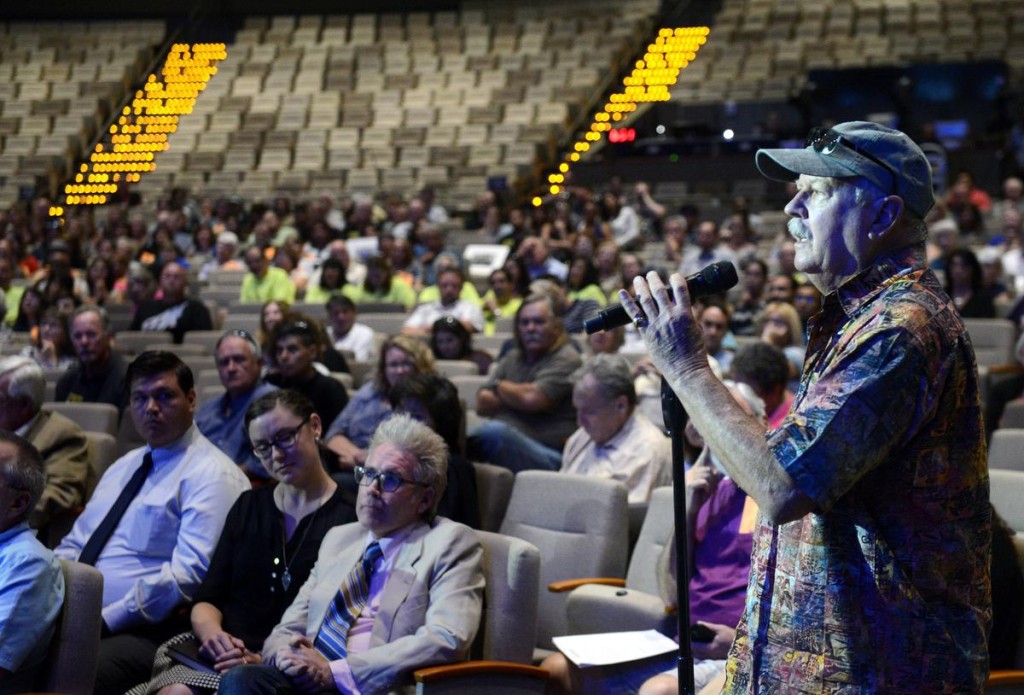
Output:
top-left (194, 330), bottom-right (279, 482)
top-left (0, 431), bottom-right (65, 693)
top-left (543, 381), bottom-right (764, 695)
top-left (266, 319), bottom-right (349, 431)
top-left (468, 293), bottom-right (581, 473)
top-left (325, 335), bottom-right (435, 469)
top-left (402, 266), bottom-right (485, 337)
top-left (130, 262), bottom-right (213, 344)
top-left (560, 354), bottom-right (671, 503)
top-left (219, 414), bottom-right (484, 695)
top-left (126, 390), bottom-right (356, 695)
top-left (55, 305), bottom-right (129, 412)
top-left (54, 351), bottom-right (251, 695)
top-left (0, 356), bottom-right (92, 548)
top-left (390, 373), bottom-right (481, 528)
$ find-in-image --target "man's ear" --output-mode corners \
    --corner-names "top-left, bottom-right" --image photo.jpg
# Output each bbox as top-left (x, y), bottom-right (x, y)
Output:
top-left (5, 489), bottom-right (32, 525)
top-left (867, 195), bottom-right (904, 240)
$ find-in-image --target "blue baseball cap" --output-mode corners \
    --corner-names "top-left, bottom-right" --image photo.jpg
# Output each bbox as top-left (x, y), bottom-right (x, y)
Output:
top-left (756, 121), bottom-right (935, 218)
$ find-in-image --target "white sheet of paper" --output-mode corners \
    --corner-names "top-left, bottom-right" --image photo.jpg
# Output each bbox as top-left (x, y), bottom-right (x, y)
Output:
top-left (552, 629), bottom-right (678, 667)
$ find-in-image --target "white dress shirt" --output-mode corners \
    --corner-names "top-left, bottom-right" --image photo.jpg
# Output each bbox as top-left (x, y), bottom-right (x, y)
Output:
top-left (55, 424), bottom-right (250, 632)
top-left (561, 410), bottom-right (672, 503)
top-left (403, 299), bottom-right (485, 333)
top-left (331, 322), bottom-right (377, 362)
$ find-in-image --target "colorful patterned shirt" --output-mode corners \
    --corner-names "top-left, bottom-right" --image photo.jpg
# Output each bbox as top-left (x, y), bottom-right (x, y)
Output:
top-left (724, 248), bottom-right (991, 694)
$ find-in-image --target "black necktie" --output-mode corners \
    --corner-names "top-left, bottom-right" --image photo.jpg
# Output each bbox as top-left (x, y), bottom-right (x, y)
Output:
top-left (79, 452), bottom-right (154, 566)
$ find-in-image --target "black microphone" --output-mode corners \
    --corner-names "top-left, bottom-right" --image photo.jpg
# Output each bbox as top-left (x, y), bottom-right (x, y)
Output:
top-left (583, 261), bottom-right (738, 334)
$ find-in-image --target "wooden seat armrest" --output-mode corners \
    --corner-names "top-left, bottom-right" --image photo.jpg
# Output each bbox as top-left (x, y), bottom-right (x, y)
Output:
top-left (986, 670), bottom-right (1024, 686)
top-left (548, 577), bottom-right (626, 593)
top-left (414, 660), bottom-right (550, 683)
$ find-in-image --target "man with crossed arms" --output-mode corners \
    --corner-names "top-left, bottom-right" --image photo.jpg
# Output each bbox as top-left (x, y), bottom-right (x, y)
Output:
top-left (220, 414), bottom-right (484, 694)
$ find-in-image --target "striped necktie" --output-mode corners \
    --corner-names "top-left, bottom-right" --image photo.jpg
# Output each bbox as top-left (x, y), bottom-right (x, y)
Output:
top-left (313, 541), bottom-right (383, 661)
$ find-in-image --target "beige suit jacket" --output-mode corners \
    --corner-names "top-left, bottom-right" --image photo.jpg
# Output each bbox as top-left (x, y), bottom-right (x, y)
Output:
top-left (25, 409), bottom-right (92, 546)
top-left (262, 516), bottom-right (484, 694)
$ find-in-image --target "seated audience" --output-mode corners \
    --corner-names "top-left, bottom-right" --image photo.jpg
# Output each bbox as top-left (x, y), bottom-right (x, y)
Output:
top-left (480, 267), bottom-right (523, 335)
top-left (302, 257), bottom-right (348, 305)
top-left (0, 357), bottom-right (91, 548)
top-left (55, 305), bottom-right (129, 412)
top-left (679, 220), bottom-right (737, 278)
top-left (567, 256), bottom-right (608, 308)
top-left (561, 354), bottom-right (671, 503)
top-left (342, 255), bottom-right (416, 310)
top-left (0, 432), bottom-right (65, 693)
top-left (218, 414), bottom-right (484, 695)
top-left (697, 301), bottom-right (734, 374)
top-left (127, 390), bottom-right (356, 695)
top-left (430, 316), bottom-right (493, 375)
top-left (11, 287), bottom-right (43, 334)
top-left (325, 335), bottom-right (434, 468)
top-left (586, 325), bottom-right (626, 355)
top-left (389, 373), bottom-right (481, 528)
top-left (756, 301), bottom-right (805, 387)
top-left (945, 248), bottom-right (996, 319)
top-left (257, 300), bottom-right (289, 367)
top-left (55, 351), bottom-right (250, 694)
top-left (241, 247), bottom-right (296, 305)
top-left (265, 320), bottom-right (349, 429)
top-left (197, 231), bottom-right (243, 281)
top-left (728, 342), bottom-right (794, 430)
top-left (402, 267), bottom-right (485, 336)
top-left (20, 307), bottom-right (76, 370)
top-left (325, 295), bottom-right (376, 363)
top-left (543, 381), bottom-right (764, 695)
top-left (195, 330), bottom-right (279, 481)
top-left (130, 261), bottom-right (213, 343)
top-left (468, 293), bottom-right (581, 472)
top-left (729, 259), bottom-right (768, 337)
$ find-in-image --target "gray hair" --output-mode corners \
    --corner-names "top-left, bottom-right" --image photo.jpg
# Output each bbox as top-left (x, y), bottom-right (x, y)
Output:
top-left (215, 328), bottom-right (262, 362)
top-left (0, 431), bottom-right (46, 513)
top-left (367, 413), bottom-right (448, 520)
top-left (72, 304), bottom-right (111, 333)
top-left (574, 353), bottom-right (636, 405)
top-left (0, 355), bottom-right (44, 411)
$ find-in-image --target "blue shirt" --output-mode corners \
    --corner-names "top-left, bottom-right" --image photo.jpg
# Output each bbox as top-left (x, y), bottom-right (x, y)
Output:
top-left (0, 521), bottom-right (64, 689)
top-left (195, 382), bottom-right (279, 479)
top-left (325, 382), bottom-right (391, 449)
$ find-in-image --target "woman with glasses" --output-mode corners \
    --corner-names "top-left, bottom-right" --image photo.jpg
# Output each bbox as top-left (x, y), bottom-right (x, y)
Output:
top-left (325, 335), bottom-right (435, 470)
top-left (127, 390), bottom-right (356, 695)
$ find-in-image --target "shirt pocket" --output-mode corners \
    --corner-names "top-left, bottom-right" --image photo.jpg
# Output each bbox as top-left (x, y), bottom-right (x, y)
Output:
top-left (126, 503), bottom-right (180, 557)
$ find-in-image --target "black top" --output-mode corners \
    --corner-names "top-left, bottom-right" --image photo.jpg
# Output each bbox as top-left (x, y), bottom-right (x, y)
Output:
top-left (54, 352), bottom-right (129, 411)
top-left (437, 453), bottom-right (481, 529)
top-left (266, 371), bottom-right (350, 428)
top-left (131, 298), bottom-right (213, 343)
top-left (192, 484), bottom-right (357, 650)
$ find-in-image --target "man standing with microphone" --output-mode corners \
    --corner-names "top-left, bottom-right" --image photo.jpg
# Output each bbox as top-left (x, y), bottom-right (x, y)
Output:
top-left (622, 122), bottom-right (990, 693)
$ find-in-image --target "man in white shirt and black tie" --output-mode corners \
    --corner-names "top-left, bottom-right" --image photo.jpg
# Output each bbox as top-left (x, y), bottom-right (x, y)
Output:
top-left (55, 350), bottom-right (250, 694)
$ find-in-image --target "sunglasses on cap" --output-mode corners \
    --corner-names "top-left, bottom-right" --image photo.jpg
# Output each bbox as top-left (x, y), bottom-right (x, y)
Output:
top-left (806, 127), bottom-right (898, 189)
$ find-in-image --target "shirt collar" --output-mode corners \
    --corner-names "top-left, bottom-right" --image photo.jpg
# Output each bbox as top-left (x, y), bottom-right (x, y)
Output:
top-left (146, 423), bottom-right (199, 468)
top-left (366, 520), bottom-right (424, 562)
top-left (830, 246), bottom-right (923, 317)
top-left (0, 520), bottom-right (32, 545)
top-left (594, 410), bottom-right (638, 452)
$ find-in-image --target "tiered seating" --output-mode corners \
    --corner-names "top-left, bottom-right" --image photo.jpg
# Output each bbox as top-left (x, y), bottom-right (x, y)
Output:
top-left (676, 0), bottom-right (1024, 104)
top-left (0, 20), bottom-right (165, 208)
top-left (136, 1), bottom-right (659, 211)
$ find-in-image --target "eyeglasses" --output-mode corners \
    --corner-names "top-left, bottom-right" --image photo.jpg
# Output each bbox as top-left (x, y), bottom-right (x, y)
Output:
top-left (251, 415), bottom-right (311, 460)
top-left (805, 127), bottom-right (898, 188)
top-left (354, 465), bottom-right (428, 493)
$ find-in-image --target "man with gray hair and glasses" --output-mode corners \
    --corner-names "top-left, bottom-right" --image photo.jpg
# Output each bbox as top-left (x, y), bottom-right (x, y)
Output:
top-left (0, 356), bottom-right (91, 547)
top-left (0, 431), bottom-right (65, 692)
top-left (220, 413), bottom-right (484, 695)
top-left (624, 122), bottom-right (990, 692)
top-left (560, 354), bottom-right (670, 503)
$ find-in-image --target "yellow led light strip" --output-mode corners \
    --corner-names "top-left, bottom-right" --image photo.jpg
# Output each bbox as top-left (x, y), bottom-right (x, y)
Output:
top-left (57, 42), bottom-right (227, 213)
top-left (535, 26), bottom-right (709, 205)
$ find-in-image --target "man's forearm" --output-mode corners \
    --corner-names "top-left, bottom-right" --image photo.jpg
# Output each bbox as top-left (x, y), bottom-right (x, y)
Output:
top-left (668, 366), bottom-right (812, 523)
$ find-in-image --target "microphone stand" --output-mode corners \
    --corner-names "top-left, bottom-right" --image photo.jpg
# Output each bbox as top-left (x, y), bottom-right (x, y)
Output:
top-left (662, 376), bottom-right (695, 695)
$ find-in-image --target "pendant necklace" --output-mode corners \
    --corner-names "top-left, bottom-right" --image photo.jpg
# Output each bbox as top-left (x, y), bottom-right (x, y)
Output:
top-left (278, 492), bottom-right (327, 591)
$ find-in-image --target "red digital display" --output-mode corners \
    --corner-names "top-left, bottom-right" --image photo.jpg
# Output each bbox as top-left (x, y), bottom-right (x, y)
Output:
top-left (608, 128), bottom-right (636, 143)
